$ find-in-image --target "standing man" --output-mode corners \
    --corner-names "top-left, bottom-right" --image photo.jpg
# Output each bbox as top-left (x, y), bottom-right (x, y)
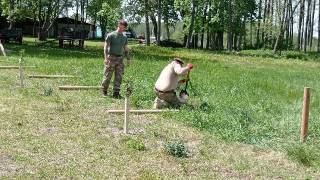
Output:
top-left (101, 20), bottom-right (131, 98)
top-left (154, 58), bottom-right (193, 109)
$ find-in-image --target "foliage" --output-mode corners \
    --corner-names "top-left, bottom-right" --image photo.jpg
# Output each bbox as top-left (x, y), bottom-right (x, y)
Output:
top-left (43, 86), bottom-right (53, 96)
top-left (286, 144), bottom-right (320, 167)
top-left (165, 140), bottom-right (189, 158)
top-left (122, 137), bottom-right (146, 151)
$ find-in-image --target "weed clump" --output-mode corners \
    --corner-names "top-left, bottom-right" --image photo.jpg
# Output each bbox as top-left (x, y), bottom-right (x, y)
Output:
top-left (123, 137), bottom-right (146, 151)
top-left (43, 86), bottom-right (53, 96)
top-left (137, 170), bottom-right (160, 180)
top-left (165, 140), bottom-right (189, 158)
top-left (286, 145), bottom-right (317, 167)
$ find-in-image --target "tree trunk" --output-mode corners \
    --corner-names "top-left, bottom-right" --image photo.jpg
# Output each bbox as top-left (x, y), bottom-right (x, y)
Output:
top-left (100, 17), bottom-right (106, 41)
top-left (317, 0), bottom-right (320, 52)
top-left (273, 0), bottom-right (288, 54)
top-left (300, 1), bottom-right (305, 50)
top-left (261, 0), bottom-right (268, 47)
top-left (270, 0), bottom-right (274, 46)
top-left (206, 0), bottom-right (212, 49)
top-left (227, 0), bottom-right (233, 51)
top-left (256, 0), bottom-right (262, 48)
top-left (304, 0), bottom-right (311, 52)
top-left (289, 0), bottom-right (294, 48)
top-left (157, 0), bottom-right (162, 45)
top-left (150, 15), bottom-right (158, 41)
top-left (163, 7), bottom-right (170, 39)
top-left (243, 17), bottom-right (247, 49)
top-left (200, 1), bottom-right (208, 49)
top-left (249, 16), bottom-right (253, 48)
top-left (309, 0), bottom-right (316, 50)
top-left (186, 0), bottom-right (197, 48)
top-left (144, 0), bottom-right (151, 46)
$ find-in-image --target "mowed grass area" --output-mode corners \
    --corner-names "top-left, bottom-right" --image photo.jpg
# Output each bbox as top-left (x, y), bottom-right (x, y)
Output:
top-left (0, 37), bottom-right (319, 178)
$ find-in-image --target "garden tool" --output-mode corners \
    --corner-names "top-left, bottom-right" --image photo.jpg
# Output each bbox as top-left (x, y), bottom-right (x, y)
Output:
top-left (179, 71), bottom-right (190, 98)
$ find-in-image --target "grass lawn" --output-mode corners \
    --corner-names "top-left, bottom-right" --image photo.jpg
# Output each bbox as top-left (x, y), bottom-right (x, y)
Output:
top-left (0, 37), bottom-right (319, 178)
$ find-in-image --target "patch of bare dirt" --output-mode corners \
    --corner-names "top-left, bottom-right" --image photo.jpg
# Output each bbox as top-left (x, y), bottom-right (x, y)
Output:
top-left (0, 153), bottom-right (22, 176)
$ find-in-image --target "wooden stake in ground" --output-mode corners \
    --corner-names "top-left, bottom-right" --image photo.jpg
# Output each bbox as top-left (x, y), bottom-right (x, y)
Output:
top-left (19, 55), bottom-right (25, 88)
top-left (124, 94), bottom-right (130, 134)
top-left (0, 66), bottom-right (36, 69)
top-left (58, 86), bottom-right (102, 90)
top-left (300, 87), bottom-right (311, 142)
top-left (107, 109), bottom-right (179, 114)
top-left (28, 75), bottom-right (78, 79)
top-left (0, 41), bottom-right (6, 57)
top-left (124, 85), bottom-right (133, 134)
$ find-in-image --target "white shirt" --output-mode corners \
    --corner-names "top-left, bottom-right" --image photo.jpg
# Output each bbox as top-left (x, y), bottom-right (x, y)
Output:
top-left (155, 61), bottom-right (190, 91)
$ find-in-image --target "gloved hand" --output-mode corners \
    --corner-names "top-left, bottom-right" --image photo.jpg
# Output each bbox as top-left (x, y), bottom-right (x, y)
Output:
top-left (187, 63), bottom-right (193, 70)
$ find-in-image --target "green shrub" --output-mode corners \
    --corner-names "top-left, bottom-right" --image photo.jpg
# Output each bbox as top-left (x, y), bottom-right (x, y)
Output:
top-left (285, 52), bottom-right (305, 60)
top-left (165, 140), bottom-right (189, 158)
top-left (43, 86), bottom-right (53, 96)
top-left (123, 137), bottom-right (146, 151)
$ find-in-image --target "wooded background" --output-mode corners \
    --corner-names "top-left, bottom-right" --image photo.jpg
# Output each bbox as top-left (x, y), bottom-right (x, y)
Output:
top-left (0, 0), bottom-right (319, 53)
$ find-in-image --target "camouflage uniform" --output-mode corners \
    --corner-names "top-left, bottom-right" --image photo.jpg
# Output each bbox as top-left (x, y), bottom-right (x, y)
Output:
top-left (102, 55), bottom-right (124, 94)
top-left (101, 31), bottom-right (128, 95)
top-left (153, 89), bottom-right (181, 109)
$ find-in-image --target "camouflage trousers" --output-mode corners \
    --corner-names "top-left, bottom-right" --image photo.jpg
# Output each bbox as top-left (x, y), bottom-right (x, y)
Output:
top-left (153, 88), bottom-right (182, 109)
top-left (101, 55), bottom-right (124, 94)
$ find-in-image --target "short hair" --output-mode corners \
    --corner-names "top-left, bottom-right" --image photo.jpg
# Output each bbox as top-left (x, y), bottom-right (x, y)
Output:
top-left (118, 20), bottom-right (128, 27)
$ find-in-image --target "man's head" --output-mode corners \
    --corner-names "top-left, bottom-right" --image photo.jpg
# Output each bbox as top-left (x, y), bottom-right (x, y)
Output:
top-left (117, 20), bottom-right (128, 33)
top-left (174, 58), bottom-right (184, 65)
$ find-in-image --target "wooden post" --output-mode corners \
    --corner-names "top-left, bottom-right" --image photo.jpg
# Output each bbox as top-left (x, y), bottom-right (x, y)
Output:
top-left (58, 86), bottom-right (102, 90)
top-left (0, 66), bottom-right (36, 69)
top-left (28, 75), bottom-right (78, 79)
top-left (300, 87), bottom-right (311, 142)
top-left (19, 58), bottom-right (25, 88)
top-left (107, 109), bottom-right (179, 113)
top-left (0, 41), bottom-right (6, 57)
top-left (124, 95), bottom-right (129, 134)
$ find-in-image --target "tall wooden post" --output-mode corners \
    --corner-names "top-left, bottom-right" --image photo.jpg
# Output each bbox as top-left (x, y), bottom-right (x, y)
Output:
top-left (124, 95), bottom-right (129, 134)
top-left (0, 41), bottom-right (6, 57)
top-left (124, 84), bottom-right (133, 134)
top-left (300, 87), bottom-right (310, 142)
top-left (19, 58), bottom-right (25, 88)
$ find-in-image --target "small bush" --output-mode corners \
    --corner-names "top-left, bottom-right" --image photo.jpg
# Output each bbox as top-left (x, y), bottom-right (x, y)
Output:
top-left (165, 140), bottom-right (189, 158)
top-left (123, 137), bottom-right (146, 151)
top-left (43, 86), bottom-right (53, 96)
top-left (285, 52), bottom-right (305, 60)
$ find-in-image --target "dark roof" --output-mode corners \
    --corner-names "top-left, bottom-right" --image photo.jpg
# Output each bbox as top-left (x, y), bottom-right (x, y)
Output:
top-left (56, 17), bottom-right (94, 26)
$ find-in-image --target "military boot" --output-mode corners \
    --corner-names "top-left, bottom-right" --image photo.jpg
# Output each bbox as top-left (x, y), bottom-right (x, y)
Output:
top-left (112, 92), bottom-right (122, 99)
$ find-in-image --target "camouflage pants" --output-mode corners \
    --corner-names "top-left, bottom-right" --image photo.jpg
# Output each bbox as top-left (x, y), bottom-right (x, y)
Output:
top-left (154, 88), bottom-right (182, 109)
top-left (101, 55), bottom-right (124, 94)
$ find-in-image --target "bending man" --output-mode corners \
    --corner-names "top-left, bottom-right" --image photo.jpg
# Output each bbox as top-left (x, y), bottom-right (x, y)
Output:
top-left (154, 58), bottom-right (193, 109)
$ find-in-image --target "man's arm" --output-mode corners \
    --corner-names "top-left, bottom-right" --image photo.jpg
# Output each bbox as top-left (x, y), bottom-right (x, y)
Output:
top-left (104, 41), bottom-right (109, 61)
top-left (173, 63), bottom-right (189, 75)
top-left (124, 44), bottom-right (130, 60)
